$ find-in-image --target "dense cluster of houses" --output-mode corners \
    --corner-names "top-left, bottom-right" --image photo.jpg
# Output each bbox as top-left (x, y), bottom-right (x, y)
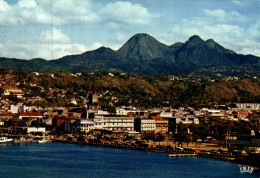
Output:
top-left (0, 82), bottom-right (260, 151)
top-left (0, 96), bottom-right (259, 136)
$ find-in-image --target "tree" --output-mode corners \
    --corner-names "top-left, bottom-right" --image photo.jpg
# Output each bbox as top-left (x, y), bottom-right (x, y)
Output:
top-left (174, 123), bottom-right (190, 147)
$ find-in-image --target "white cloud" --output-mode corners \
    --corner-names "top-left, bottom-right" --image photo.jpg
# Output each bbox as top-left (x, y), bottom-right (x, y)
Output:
top-left (17, 0), bottom-right (37, 8)
top-left (0, 40), bottom-right (101, 60)
top-left (107, 22), bottom-right (121, 29)
top-left (0, 0), bottom-right (99, 26)
top-left (0, 0), bottom-right (24, 26)
top-left (248, 20), bottom-right (260, 40)
top-left (40, 28), bottom-right (70, 43)
top-left (89, 42), bottom-right (103, 50)
top-left (203, 9), bottom-right (246, 22)
top-left (231, 0), bottom-right (242, 5)
top-left (159, 9), bottom-right (260, 56)
top-left (49, 0), bottom-right (100, 23)
top-left (0, 0), bottom-right (158, 26)
top-left (0, 0), bottom-right (11, 11)
top-left (0, 27), bottom-right (104, 60)
top-left (103, 1), bottom-right (159, 25)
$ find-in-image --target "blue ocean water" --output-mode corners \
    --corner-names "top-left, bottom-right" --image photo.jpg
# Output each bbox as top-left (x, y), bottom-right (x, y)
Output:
top-left (0, 142), bottom-right (259, 178)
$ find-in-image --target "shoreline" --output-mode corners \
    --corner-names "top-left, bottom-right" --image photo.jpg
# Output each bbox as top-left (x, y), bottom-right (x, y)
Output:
top-left (53, 138), bottom-right (260, 169)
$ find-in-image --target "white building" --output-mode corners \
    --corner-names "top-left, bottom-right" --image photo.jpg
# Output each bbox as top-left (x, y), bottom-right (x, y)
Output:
top-left (94, 113), bottom-right (134, 132)
top-left (76, 119), bottom-right (94, 133)
top-left (159, 111), bottom-right (173, 118)
top-left (9, 105), bottom-right (32, 114)
top-left (27, 127), bottom-right (46, 133)
top-left (15, 112), bottom-right (44, 120)
top-left (175, 116), bottom-right (199, 125)
top-left (206, 109), bottom-right (225, 117)
top-left (234, 103), bottom-right (260, 111)
top-left (116, 106), bottom-right (136, 115)
top-left (3, 87), bottom-right (24, 98)
top-left (134, 117), bottom-right (155, 133)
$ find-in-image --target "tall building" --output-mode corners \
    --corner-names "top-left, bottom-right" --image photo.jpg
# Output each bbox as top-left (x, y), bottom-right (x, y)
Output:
top-left (87, 79), bottom-right (100, 110)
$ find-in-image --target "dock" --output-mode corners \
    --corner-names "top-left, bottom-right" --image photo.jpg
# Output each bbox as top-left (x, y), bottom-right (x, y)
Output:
top-left (167, 153), bottom-right (197, 157)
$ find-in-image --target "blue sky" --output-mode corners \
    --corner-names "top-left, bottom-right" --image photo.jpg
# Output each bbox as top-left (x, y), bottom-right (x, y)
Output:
top-left (0, 0), bottom-right (259, 59)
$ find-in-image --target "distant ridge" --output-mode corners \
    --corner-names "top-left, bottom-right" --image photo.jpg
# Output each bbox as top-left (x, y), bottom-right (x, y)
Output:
top-left (0, 33), bottom-right (259, 76)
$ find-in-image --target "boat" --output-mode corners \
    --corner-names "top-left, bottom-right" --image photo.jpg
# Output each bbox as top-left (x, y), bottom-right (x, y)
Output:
top-left (0, 137), bottom-right (13, 143)
top-left (13, 137), bottom-right (34, 144)
top-left (38, 139), bottom-right (49, 143)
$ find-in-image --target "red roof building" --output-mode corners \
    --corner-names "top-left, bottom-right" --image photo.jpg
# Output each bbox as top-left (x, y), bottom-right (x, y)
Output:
top-left (16, 112), bottom-right (44, 119)
top-left (150, 116), bottom-right (168, 134)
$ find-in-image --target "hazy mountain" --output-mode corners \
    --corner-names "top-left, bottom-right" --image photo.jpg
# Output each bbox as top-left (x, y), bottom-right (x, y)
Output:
top-left (0, 33), bottom-right (259, 76)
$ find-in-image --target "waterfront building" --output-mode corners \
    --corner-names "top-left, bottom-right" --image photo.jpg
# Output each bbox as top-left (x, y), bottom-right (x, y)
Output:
top-left (134, 116), bottom-right (155, 133)
top-left (76, 119), bottom-right (94, 133)
top-left (150, 116), bottom-right (168, 134)
top-left (94, 111), bottom-right (134, 132)
top-left (18, 127), bottom-right (46, 135)
top-left (167, 116), bottom-right (199, 133)
top-left (52, 116), bottom-right (77, 133)
top-left (226, 132), bottom-right (260, 148)
top-left (14, 112), bottom-right (44, 127)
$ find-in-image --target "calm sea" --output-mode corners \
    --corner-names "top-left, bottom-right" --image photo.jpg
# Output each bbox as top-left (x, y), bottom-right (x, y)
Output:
top-left (0, 142), bottom-right (259, 178)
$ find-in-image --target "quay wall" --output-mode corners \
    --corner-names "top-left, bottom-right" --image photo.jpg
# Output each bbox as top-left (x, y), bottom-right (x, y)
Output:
top-left (53, 138), bottom-right (260, 168)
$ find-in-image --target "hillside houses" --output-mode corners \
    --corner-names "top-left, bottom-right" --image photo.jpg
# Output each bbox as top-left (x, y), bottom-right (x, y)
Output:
top-left (2, 87), bottom-right (24, 98)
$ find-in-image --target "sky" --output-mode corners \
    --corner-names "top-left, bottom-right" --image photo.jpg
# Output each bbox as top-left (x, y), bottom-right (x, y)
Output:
top-left (0, 0), bottom-right (260, 60)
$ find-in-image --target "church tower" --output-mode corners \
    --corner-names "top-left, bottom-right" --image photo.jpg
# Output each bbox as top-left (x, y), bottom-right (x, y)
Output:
top-left (87, 77), bottom-right (100, 110)
top-left (89, 79), bottom-right (98, 105)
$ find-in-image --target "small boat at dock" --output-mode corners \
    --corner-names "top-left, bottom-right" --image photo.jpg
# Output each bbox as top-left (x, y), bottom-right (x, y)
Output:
top-left (0, 137), bottom-right (13, 143)
top-left (38, 139), bottom-right (51, 143)
top-left (13, 137), bottom-right (34, 144)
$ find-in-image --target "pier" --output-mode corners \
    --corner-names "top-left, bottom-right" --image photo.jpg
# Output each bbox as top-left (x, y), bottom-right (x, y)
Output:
top-left (167, 153), bottom-right (197, 157)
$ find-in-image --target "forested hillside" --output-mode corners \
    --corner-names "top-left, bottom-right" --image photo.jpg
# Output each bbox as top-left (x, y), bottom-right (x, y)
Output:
top-left (0, 70), bottom-right (259, 109)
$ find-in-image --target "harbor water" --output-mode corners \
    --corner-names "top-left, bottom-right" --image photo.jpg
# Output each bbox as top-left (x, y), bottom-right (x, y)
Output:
top-left (0, 142), bottom-right (259, 178)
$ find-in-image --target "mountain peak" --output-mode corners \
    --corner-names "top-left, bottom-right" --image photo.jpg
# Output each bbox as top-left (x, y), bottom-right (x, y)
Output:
top-left (124, 33), bottom-right (159, 45)
top-left (95, 46), bottom-right (112, 52)
top-left (118, 33), bottom-right (168, 60)
top-left (83, 46), bottom-right (117, 57)
top-left (131, 33), bottom-right (151, 39)
top-left (183, 35), bottom-right (205, 48)
top-left (206, 39), bottom-right (236, 55)
top-left (188, 35), bottom-right (204, 43)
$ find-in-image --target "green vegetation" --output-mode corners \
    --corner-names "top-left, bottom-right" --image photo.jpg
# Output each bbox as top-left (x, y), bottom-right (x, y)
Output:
top-left (0, 69), bottom-right (260, 108)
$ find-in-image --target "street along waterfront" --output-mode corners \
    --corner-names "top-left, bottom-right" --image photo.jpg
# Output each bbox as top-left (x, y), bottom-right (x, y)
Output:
top-left (0, 142), bottom-right (259, 178)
